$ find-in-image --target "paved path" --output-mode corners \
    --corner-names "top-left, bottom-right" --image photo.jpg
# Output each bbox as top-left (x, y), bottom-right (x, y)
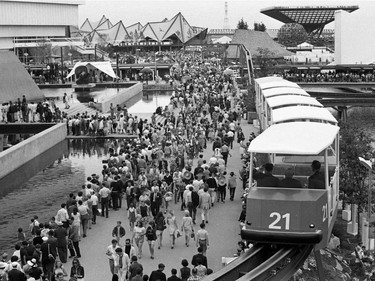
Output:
top-left (62, 116), bottom-right (259, 280)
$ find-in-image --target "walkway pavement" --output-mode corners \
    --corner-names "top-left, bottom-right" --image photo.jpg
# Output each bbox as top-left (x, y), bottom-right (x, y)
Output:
top-left (62, 115), bottom-right (259, 280)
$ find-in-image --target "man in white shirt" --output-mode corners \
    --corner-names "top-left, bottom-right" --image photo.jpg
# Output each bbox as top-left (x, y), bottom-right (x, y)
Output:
top-left (56, 203), bottom-right (69, 227)
top-left (184, 185), bottom-right (193, 208)
top-left (226, 130), bottom-right (235, 149)
top-left (99, 184), bottom-right (111, 218)
top-left (106, 239), bottom-right (120, 275)
top-left (89, 192), bottom-right (99, 224)
top-left (113, 247), bottom-right (130, 281)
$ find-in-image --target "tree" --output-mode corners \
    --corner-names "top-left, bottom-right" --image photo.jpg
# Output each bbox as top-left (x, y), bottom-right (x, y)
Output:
top-left (237, 18), bottom-right (248, 30)
top-left (277, 23), bottom-right (308, 47)
top-left (254, 47), bottom-right (275, 77)
top-left (339, 121), bottom-right (374, 239)
top-left (254, 22), bottom-right (266, 31)
top-left (34, 39), bottom-right (52, 64)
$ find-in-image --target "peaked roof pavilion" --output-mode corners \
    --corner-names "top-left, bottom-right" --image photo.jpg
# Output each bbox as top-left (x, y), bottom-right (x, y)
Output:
top-left (80, 12), bottom-right (207, 46)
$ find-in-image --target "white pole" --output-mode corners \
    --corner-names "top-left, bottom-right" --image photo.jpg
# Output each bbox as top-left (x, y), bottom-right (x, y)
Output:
top-left (369, 169), bottom-right (372, 249)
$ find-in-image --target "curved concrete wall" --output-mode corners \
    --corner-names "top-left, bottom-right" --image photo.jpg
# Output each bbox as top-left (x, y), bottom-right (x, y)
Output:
top-left (98, 82), bottom-right (143, 113)
top-left (0, 123), bottom-right (67, 179)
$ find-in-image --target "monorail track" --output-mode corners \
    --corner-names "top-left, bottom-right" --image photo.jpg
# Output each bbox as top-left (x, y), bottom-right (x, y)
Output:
top-left (203, 244), bottom-right (313, 281)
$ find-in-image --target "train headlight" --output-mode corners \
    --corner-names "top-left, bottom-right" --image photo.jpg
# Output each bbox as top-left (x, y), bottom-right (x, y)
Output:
top-left (309, 224), bottom-right (315, 229)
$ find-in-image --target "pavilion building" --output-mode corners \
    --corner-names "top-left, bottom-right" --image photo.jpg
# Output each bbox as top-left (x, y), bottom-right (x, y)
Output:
top-left (0, 0), bottom-right (84, 50)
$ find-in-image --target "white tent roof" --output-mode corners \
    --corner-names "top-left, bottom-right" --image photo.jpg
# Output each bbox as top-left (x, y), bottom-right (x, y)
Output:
top-left (266, 95), bottom-right (322, 109)
top-left (248, 122), bottom-right (339, 155)
top-left (297, 42), bottom-right (314, 48)
top-left (263, 87), bottom-right (309, 98)
top-left (272, 106), bottom-right (337, 124)
top-left (213, 35), bottom-right (232, 44)
top-left (66, 61), bottom-right (117, 79)
top-left (259, 80), bottom-right (300, 90)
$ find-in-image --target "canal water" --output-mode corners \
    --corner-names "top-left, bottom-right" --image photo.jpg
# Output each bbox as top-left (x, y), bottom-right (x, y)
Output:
top-left (0, 89), bottom-right (171, 255)
top-left (41, 87), bottom-right (172, 115)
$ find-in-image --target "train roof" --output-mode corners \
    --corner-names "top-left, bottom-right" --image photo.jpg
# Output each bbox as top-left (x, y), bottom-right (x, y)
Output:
top-left (259, 80), bottom-right (299, 90)
top-left (266, 95), bottom-right (323, 108)
top-left (248, 122), bottom-right (339, 155)
top-left (255, 76), bottom-right (283, 83)
top-left (262, 87), bottom-right (309, 98)
top-left (272, 106), bottom-right (337, 124)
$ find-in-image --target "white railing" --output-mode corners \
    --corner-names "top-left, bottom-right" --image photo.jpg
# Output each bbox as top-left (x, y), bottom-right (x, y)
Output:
top-left (14, 37), bottom-right (84, 48)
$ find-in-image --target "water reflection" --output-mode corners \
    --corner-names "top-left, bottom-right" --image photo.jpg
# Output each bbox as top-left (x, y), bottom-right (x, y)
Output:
top-left (41, 88), bottom-right (172, 113)
top-left (0, 139), bottom-right (118, 255)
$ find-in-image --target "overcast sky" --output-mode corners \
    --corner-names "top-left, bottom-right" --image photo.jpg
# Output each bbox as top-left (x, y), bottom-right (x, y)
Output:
top-left (78, 0), bottom-right (374, 30)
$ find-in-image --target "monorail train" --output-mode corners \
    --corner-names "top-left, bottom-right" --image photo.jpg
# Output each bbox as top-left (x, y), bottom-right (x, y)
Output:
top-left (241, 77), bottom-right (340, 250)
top-left (255, 76), bottom-right (337, 131)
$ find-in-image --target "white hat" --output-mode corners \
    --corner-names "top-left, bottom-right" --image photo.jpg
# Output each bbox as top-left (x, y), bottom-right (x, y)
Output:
top-left (11, 261), bottom-right (18, 267)
top-left (42, 236), bottom-right (48, 242)
top-left (0, 262), bottom-right (6, 269)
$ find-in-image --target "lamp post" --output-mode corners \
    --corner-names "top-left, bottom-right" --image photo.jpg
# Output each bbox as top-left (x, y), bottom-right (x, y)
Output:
top-left (116, 52), bottom-right (120, 80)
top-left (24, 52), bottom-right (28, 64)
top-left (154, 51), bottom-right (158, 81)
top-left (359, 157), bottom-right (372, 249)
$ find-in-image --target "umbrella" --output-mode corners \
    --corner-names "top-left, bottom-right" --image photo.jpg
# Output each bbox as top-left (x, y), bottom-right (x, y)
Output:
top-left (223, 68), bottom-right (234, 76)
top-left (140, 67), bottom-right (153, 74)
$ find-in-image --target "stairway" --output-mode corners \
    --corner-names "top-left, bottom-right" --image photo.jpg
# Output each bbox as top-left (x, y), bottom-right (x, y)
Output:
top-left (58, 102), bottom-right (103, 118)
top-left (72, 45), bottom-right (111, 61)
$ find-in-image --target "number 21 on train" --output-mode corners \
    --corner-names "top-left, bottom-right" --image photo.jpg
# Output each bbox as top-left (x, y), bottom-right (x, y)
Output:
top-left (268, 212), bottom-right (290, 230)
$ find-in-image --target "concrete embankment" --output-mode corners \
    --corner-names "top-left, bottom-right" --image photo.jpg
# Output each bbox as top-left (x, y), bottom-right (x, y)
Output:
top-left (0, 123), bottom-right (67, 180)
top-left (97, 82), bottom-right (143, 113)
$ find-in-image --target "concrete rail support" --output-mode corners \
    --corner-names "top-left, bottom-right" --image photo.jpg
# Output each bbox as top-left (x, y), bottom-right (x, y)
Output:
top-left (0, 123), bottom-right (67, 180)
top-left (98, 82), bottom-right (143, 113)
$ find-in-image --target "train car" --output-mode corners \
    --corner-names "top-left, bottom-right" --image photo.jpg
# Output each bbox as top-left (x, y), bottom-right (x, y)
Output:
top-left (241, 121), bottom-right (340, 250)
top-left (261, 95), bottom-right (324, 130)
top-left (257, 87), bottom-right (310, 123)
top-left (272, 106), bottom-right (338, 126)
top-left (255, 77), bottom-right (283, 115)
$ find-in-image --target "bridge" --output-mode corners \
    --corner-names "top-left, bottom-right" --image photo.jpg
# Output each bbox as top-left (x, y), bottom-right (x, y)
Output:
top-left (295, 82), bottom-right (375, 121)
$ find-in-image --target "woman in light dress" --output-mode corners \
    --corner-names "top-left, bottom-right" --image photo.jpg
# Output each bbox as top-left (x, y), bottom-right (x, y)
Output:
top-left (132, 221), bottom-right (146, 259)
top-left (181, 210), bottom-right (194, 247)
top-left (166, 210), bottom-right (178, 249)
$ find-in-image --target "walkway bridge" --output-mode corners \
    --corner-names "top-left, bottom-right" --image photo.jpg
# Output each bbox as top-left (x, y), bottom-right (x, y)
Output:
top-left (298, 82), bottom-right (375, 121)
top-left (14, 38), bottom-right (111, 61)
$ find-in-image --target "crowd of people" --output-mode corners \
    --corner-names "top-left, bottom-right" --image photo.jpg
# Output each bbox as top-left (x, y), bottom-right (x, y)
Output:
top-left (0, 95), bottom-right (63, 124)
top-left (283, 70), bottom-right (375, 83)
top-left (0, 51), bottom-right (254, 281)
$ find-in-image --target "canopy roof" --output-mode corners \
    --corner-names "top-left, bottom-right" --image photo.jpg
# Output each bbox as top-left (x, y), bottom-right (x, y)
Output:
top-left (66, 61), bottom-right (117, 79)
top-left (248, 122), bottom-right (339, 155)
top-left (261, 6), bottom-right (358, 34)
top-left (266, 95), bottom-right (322, 108)
top-left (259, 80), bottom-right (299, 90)
top-left (272, 106), bottom-right (337, 124)
top-left (263, 87), bottom-right (309, 98)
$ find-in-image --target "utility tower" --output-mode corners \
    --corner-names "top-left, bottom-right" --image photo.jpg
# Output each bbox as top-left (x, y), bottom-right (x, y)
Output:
top-left (223, 1), bottom-right (230, 29)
